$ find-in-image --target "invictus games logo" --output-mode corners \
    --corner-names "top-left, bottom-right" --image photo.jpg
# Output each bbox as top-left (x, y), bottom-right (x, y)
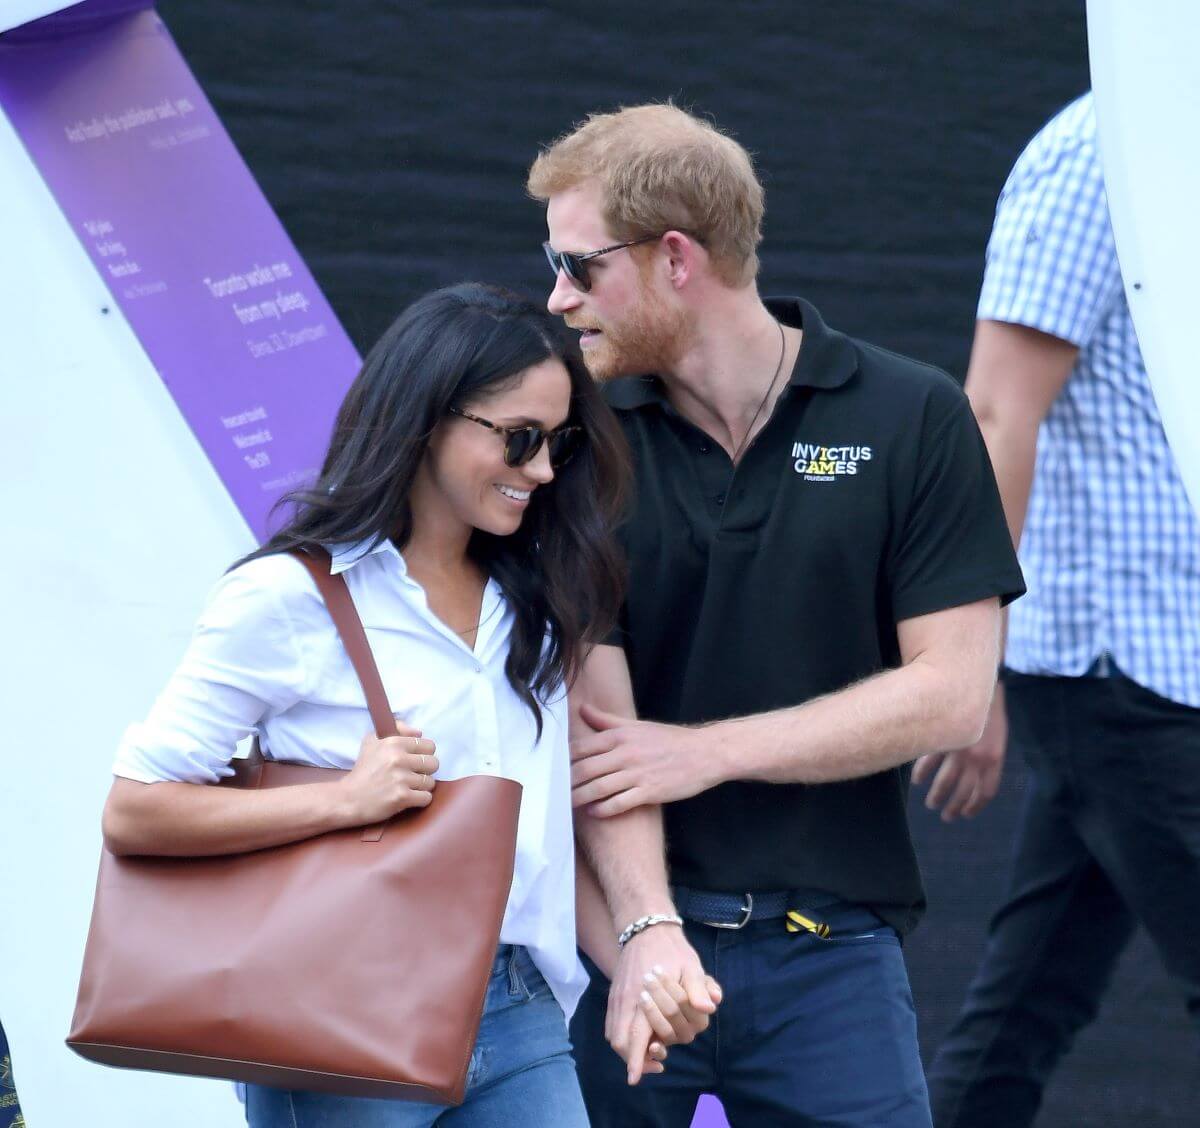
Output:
top-left (791, 441), bottom-right (872, 482)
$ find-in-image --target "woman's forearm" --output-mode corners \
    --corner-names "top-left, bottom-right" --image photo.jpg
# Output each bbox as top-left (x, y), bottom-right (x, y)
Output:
top-left (103, 729), bottom-right (437, 858)
top-left (101, 775), bottom-right (354, 858)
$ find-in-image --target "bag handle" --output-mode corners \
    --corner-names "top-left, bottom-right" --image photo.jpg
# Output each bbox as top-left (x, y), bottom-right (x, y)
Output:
top-left (289, 547), bottom-right (404, 843)
top-left (290, 546), bottom-right (396, 740)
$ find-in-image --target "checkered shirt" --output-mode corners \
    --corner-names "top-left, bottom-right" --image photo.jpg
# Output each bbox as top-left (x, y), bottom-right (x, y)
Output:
top-left (978, 92), bottom-right (1200, 707)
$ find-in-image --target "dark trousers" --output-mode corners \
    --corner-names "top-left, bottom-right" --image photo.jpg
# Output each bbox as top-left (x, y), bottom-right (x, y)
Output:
top-left (571, 905), bottom-right (931, 1127)
top-left (928, 669), bottom-right (1200, 1127)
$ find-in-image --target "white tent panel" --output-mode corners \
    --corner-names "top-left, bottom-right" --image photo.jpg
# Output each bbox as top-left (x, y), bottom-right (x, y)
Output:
top-left (1088, 0), bottom-right (1200, 517)
top-left (0, 100), bottom-right (249, 1127)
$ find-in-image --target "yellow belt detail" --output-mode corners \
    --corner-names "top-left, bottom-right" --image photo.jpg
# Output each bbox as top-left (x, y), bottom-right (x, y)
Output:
top-left (786, 910), bottom-right (831, 938)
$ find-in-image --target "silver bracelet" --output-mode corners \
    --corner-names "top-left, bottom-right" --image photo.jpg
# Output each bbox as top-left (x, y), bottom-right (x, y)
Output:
top-left (617, 912), bottom-right (684, 948)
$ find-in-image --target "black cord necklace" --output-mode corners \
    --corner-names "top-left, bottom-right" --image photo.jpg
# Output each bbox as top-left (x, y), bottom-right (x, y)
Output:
top-left (731, 319), bottom-right (787, 465)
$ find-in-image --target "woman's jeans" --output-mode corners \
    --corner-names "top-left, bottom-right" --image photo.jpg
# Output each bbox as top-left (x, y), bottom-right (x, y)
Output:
top-left (246, 945), bottom-right (587, 1127)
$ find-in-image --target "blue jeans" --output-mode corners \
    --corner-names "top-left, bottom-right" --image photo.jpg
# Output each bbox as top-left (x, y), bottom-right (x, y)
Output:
top-left (928, 669), bottom-right (1200, 1127)
top-left (572, 903), bottom-right (931, 1126)
top-left (246, 945), bottom-right (587, 1127)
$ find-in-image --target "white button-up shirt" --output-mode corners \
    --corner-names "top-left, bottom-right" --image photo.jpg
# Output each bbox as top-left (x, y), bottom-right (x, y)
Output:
top-left (113, 538), bottom-right (587, 1018)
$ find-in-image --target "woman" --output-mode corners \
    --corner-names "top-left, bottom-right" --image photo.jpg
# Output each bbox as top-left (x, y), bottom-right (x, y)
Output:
top-left (101, 283), bottom-right (649, 1125)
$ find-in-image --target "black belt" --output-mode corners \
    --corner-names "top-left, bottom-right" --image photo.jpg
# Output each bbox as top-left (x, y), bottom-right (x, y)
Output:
top-left (672, 885), bottom-right (840, 930)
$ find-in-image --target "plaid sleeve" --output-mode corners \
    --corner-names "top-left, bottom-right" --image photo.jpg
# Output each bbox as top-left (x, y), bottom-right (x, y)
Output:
top-left (977, 129), bottom-right (1124, 347)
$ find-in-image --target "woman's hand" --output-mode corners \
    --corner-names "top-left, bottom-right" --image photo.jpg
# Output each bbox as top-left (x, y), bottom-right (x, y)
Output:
top-left (637, 965), bottom-right (722, 1050)
top-left (338, 725), bottom-right (439, 825)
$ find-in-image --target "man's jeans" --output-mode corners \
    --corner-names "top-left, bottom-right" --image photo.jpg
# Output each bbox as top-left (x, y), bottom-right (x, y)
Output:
top-left (246, 945), bottom-right (587, 1128)
top-left (572, 904), bottom-right (932, 1127)
top-left (928, 669), bottom-right (1200, 1127)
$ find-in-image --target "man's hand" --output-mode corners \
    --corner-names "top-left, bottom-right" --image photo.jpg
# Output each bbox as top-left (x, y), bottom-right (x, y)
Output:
top-left (914, 681), bottom-right (1007, 821)
top-left (571, 704), bottom-right (719, 817)
top-left (606, 923), bottom-right (719, 1084)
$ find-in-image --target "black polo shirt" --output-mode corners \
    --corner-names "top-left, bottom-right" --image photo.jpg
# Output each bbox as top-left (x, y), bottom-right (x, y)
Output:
top-left (603, 297), bottom-right (1024, 934)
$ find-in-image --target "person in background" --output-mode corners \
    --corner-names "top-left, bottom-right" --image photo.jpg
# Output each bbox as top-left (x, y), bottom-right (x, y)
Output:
top-left (922, 92), bottom-right (1200, 1127)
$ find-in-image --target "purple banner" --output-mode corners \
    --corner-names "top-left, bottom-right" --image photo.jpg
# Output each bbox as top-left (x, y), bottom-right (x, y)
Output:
top-left (0, 5), bottom-right (359, 539)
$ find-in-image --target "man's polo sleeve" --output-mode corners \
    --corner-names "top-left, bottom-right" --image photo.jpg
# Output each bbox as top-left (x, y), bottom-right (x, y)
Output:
top-left (977, 130), bottom-right (1123, 345)
top-left (888, 392), bottom-right (1025, 623)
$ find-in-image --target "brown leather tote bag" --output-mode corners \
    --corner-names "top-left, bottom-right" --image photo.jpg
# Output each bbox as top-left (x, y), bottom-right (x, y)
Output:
top-left (67, 548), bottom-right (523, 1105)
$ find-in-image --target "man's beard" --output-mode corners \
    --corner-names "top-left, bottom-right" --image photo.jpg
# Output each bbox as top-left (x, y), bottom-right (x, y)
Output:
top-left (578, 280), bottom-right (687, 382)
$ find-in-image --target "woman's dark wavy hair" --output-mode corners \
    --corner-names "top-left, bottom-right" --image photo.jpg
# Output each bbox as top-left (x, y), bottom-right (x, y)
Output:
top-left (239, 283), bottom-right (630, 736)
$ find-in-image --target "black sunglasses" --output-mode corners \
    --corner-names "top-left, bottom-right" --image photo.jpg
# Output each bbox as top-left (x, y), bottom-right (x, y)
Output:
top-left (448, 406), bottom-right (583, 469)
top-left (542, 234), bottom-right (662, 292)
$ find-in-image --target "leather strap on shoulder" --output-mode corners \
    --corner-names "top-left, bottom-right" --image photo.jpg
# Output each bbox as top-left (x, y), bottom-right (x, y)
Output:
top-left (290, 547), bottom-right (395, 740)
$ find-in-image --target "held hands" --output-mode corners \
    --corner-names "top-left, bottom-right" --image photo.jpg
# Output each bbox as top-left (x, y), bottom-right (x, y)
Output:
top-left (607, 922), bottom-right (721, 1084)
top-left (914, 681), bottom-right (1007, 822)
top-left (338, 722), bottom-right (440, 826)
top-left (638, 964), bottom-right (722, 1057)
top-left (571, 704), bottom-right (720, 817)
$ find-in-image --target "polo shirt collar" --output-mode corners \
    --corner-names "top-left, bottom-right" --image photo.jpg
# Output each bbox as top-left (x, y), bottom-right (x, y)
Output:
top-left (768, 296), bottom-right (859, 390)
top-left (603, 295), bottom-right (858, 410)
top-left (603, 374), bottom-right (664, 410)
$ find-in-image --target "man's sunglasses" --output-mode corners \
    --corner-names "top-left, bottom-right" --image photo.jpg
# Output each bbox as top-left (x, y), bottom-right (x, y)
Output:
top-left (448, 406), bottom-right (583, 469)
top-left (542, 234), bottom-right (662, 292)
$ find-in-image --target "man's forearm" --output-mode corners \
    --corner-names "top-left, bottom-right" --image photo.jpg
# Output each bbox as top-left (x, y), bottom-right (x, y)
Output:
top-left (575, 804), bottom-right (676, 929)
top-left (964, 316), bottom-right (1078, 550)
top-left (707, 629), bottom-right (996, 786)
top-left (575, 853), bottom-right (620, 977)
top-left (975, 413), bottom-right (1037, 550)
top-left (571, 644), bottom-right (677, 928)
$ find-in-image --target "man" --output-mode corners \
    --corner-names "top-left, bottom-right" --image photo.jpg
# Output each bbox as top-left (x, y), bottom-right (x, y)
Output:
top-left (924, 93), bottom-right (1200, 1127)
top-left (526, 104), bottom-right (1025, 1126)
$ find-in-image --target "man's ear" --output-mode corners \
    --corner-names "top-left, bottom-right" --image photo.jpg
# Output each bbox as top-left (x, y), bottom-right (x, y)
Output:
top-left (660, 230), bottom-right (702, 290)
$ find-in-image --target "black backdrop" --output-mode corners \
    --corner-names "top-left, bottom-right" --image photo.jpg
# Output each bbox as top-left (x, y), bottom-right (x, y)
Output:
top-left (158, 2), bottom-right (1197, 1122)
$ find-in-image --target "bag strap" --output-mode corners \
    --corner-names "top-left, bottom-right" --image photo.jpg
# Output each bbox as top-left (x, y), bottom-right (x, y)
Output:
top-left (290, 547), bottom-right (395, 740)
